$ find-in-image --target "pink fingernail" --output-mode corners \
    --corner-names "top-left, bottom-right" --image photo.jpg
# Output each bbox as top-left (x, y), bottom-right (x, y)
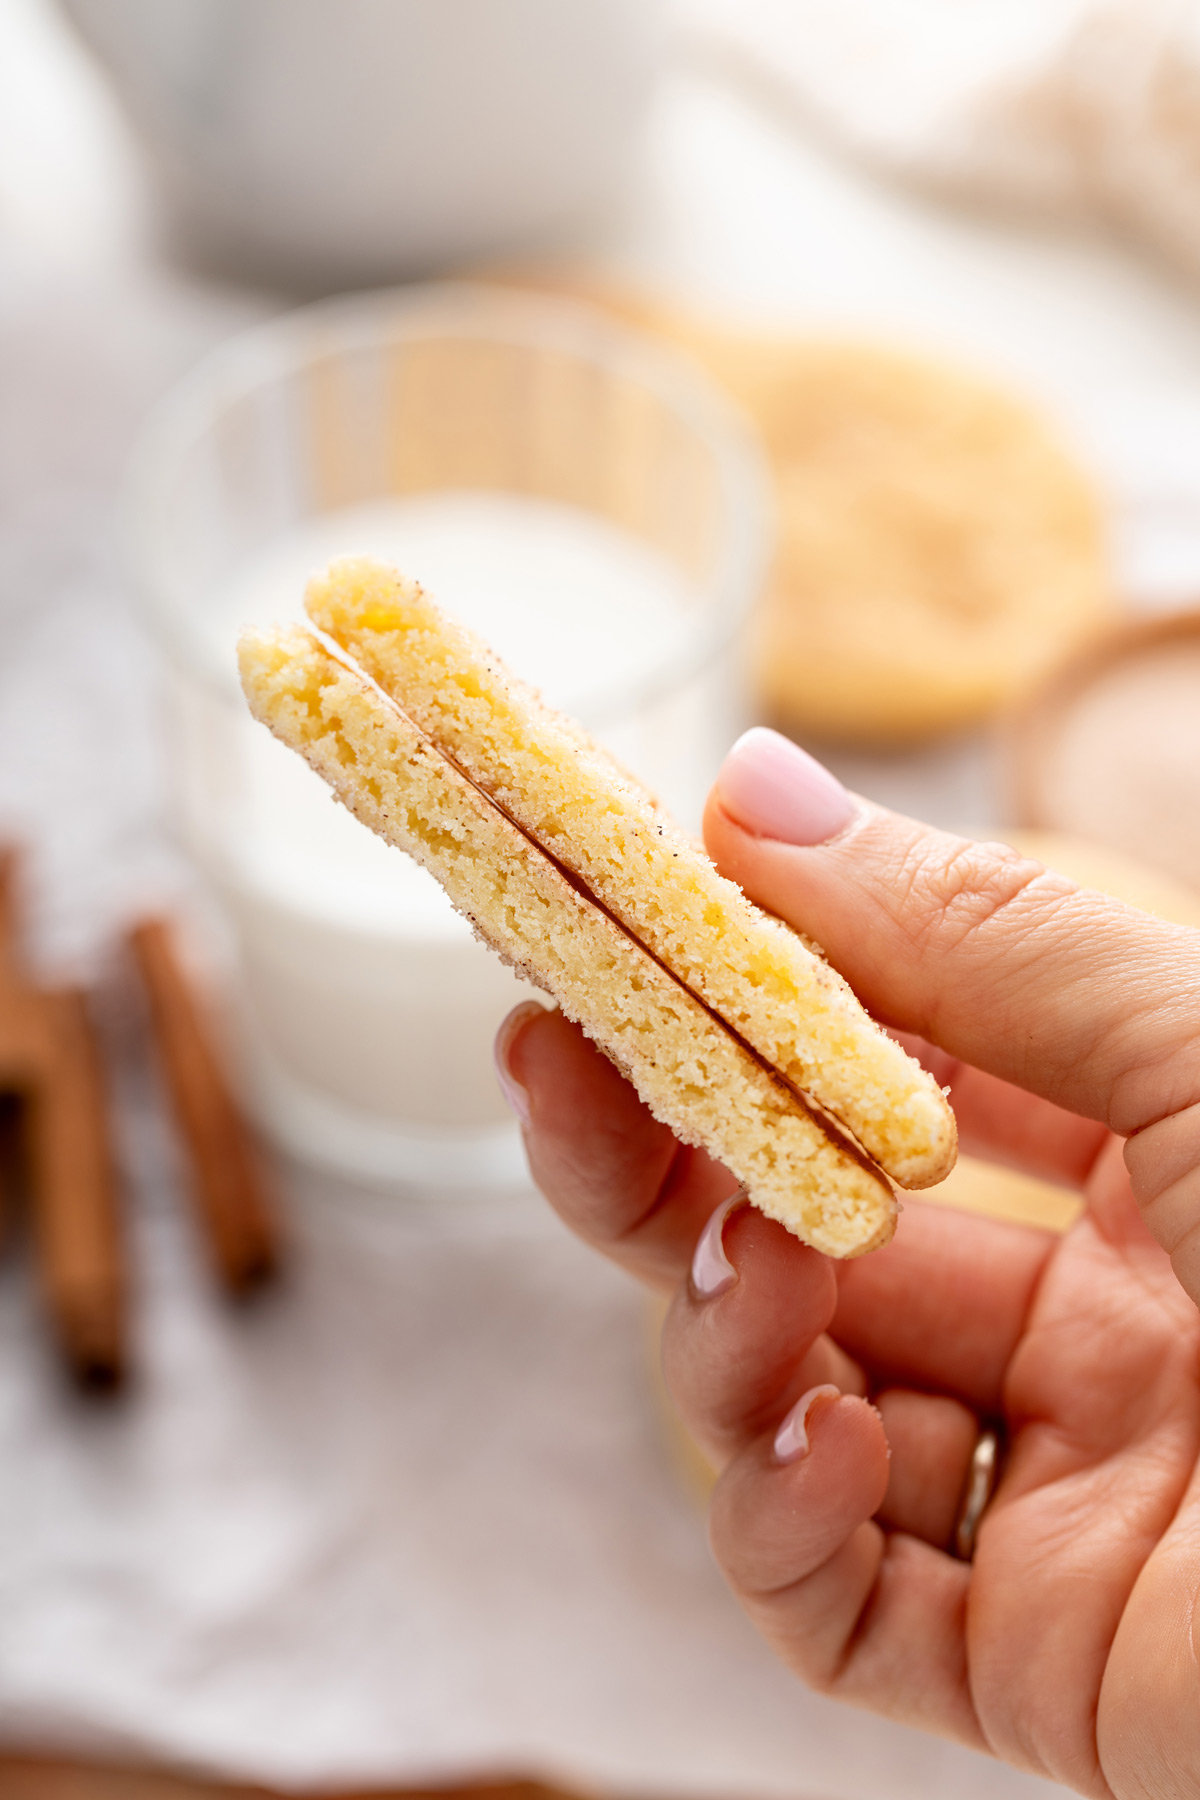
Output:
top-left (774, 1385), bottom-right (841, 1464)
top-left (717, 728), bottom-right (855, 845)
top-left (690, 1189), bottom-right (748, 1298)
top-left (493, 1001), bottom-right (546, 1127)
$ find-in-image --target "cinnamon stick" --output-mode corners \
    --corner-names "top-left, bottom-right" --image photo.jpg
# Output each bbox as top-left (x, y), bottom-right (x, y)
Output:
top-left (0, 854), bottom-right (26, 1256)
top-left (0, 848), bottom-right (51, 1091)
top-left (0, 1093), bottom-right (19, 1258)
top-left (28, 988), bottom-right (126, 1389)
top-left (130, 919), bottom-right (278, 1293)
top-left (0, 847), bottom-right (19, 988)
top-left (0, 848), bottom-right (128, 1387)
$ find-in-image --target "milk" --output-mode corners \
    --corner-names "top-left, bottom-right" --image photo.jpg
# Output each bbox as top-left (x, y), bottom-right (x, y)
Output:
top-left (216, 493), bottom-right (695, 713)
top-left (217, 493), bottom-right (698, 924)
top-left (191, 492), bottom-right (724, 1189)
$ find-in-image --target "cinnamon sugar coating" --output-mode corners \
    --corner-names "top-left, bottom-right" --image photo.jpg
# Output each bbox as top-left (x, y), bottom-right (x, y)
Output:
top-left (239, 623), bottom-right (898, 1257)
top-left (305, 557), bottom-right (956, 1189)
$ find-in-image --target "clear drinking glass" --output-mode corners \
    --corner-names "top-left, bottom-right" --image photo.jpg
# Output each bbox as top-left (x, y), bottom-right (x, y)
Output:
top-left (126, 284), bottom-right (771, 1191)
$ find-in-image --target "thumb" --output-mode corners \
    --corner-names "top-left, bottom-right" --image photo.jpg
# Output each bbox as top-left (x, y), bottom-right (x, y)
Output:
top-left (705, 729), bottom-right (1200, 1144)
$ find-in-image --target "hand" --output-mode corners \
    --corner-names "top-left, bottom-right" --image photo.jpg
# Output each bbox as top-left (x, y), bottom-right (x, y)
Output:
top-left (494, 728), bottom-right (1200, 1800)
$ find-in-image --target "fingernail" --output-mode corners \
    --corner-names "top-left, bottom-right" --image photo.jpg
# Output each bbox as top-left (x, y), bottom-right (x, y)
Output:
top-left (690, 1189), bottom-right (748, 1298)
top-left (774, 1385), bottom-right (841, 1464)
top-left (717, 728), bottom-right (855, 845)
top-left (493, 1001), bottom-right (546, 1127)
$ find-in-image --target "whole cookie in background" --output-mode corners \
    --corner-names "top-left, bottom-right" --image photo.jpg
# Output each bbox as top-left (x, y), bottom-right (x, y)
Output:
top-left (682, 333), bottom-right (1114, 743)
top-left (497, 277), bottom-right (1114, 744)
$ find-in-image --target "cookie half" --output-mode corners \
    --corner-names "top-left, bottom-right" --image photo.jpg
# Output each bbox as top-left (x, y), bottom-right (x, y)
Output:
top-left (303, 558), bottom-right (955, 1191)
top-left (239, 622), bottom-right (901, 1256)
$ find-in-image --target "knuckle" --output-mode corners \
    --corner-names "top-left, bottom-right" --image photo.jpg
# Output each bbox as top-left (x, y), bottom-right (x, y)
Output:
top-left (792, 1648), bottom-right (842, 1696)
top-left (894, 836), bottom-right (1067, 957)
top-left (705, 1470), bottom-right (743, 1576)
top-left (1170, 1211), bottom-right (1200, 1298)
top-left (707, 1466), bottom-right (778, 1597)
top-left (707, 1457), bottom-right (816, 1600)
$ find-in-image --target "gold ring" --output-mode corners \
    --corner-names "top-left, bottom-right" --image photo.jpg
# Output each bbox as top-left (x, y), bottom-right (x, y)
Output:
top-left (953, 1425), bottom-right (1003, 1562)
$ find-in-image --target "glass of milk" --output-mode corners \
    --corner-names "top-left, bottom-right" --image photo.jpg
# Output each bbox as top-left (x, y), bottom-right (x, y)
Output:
top-left (126, 285), bottom-right (771, 1191)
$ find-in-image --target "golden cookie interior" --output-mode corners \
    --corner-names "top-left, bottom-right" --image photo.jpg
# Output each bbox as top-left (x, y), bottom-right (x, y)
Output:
top-left (305, 558), bottom-right (956, 1189)
top-left (239, 559), bottom-right (959, 1256)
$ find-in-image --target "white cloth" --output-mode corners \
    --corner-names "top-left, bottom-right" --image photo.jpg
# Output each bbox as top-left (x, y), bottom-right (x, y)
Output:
top-left (0, 1158), bottom-right (1070, 1800)
top-left (678, 0), bottom-right (1200, 284)
top-left (0, 252), bottom-right (1072, 1800)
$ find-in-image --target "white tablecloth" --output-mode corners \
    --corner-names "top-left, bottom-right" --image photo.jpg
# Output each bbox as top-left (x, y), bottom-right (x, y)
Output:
top-left (0, 257), bottom-right (1071, 1800)
top-left (0, 1154), bottom-right (1070, 1800)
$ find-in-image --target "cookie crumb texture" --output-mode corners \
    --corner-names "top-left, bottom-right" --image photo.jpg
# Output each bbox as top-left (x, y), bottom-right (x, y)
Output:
top-left (306, 557), bottom-right (955, 1190)
top-left (239, 624), bottom-right (898, 1258)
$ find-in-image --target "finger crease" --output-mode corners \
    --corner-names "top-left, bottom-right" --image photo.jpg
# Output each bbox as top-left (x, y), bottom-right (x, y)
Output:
top-left (610, 1138), bottom-right (698, 1251)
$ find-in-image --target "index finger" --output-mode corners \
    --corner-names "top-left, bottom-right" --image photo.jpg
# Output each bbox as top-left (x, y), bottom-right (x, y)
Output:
top-left (708, 730), bottom-right (1200, 1138)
